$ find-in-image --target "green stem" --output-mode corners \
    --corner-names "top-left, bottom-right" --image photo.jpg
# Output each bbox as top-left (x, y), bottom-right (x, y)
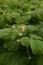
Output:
top-left (26, 47), bottom-right (31, 60)
top-left (26, 47), bottom-right (29, 58)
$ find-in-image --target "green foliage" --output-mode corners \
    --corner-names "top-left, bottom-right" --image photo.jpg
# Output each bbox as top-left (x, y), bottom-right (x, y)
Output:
top-left (21, 37), bottom-right (30, 47)
top-left (30, 38), bottom-right (43, 55)
top-left (0, 0), bottom-right (43, 65)
top-left (0, 28), bottom-right (18, 40)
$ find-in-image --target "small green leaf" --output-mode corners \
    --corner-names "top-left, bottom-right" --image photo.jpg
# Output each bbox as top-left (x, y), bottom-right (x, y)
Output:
top-left (21, 37), bottom-right (30, 47)
top-left (30, 34), bottom-right (42, 40)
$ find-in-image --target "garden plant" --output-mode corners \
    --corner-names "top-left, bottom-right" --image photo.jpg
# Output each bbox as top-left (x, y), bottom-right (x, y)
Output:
top-left (0, 0), bottom-right (43, 65)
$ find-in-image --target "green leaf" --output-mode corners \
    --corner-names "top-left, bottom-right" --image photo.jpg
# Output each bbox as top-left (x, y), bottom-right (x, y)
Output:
top-left (22, 25), bottom-right (38, 36)
top-left (35, 24), bottom-right (43, 38)
top-left (0, 28), bottom-right (18, 40)
top-left (0, 28), bottom-right (11, 38)
top-left (21, 37), bottom-right (30, 47)
top-left (30, 34), bottom-right (42, 40)
top-left (3, 40), bottom-right (20, 51)
top-left (30, 38), bottom-right (43, 55)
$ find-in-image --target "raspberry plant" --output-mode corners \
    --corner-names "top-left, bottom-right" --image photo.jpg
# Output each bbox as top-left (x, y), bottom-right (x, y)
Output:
top-left (0, 0), bottom-right (43, 65)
